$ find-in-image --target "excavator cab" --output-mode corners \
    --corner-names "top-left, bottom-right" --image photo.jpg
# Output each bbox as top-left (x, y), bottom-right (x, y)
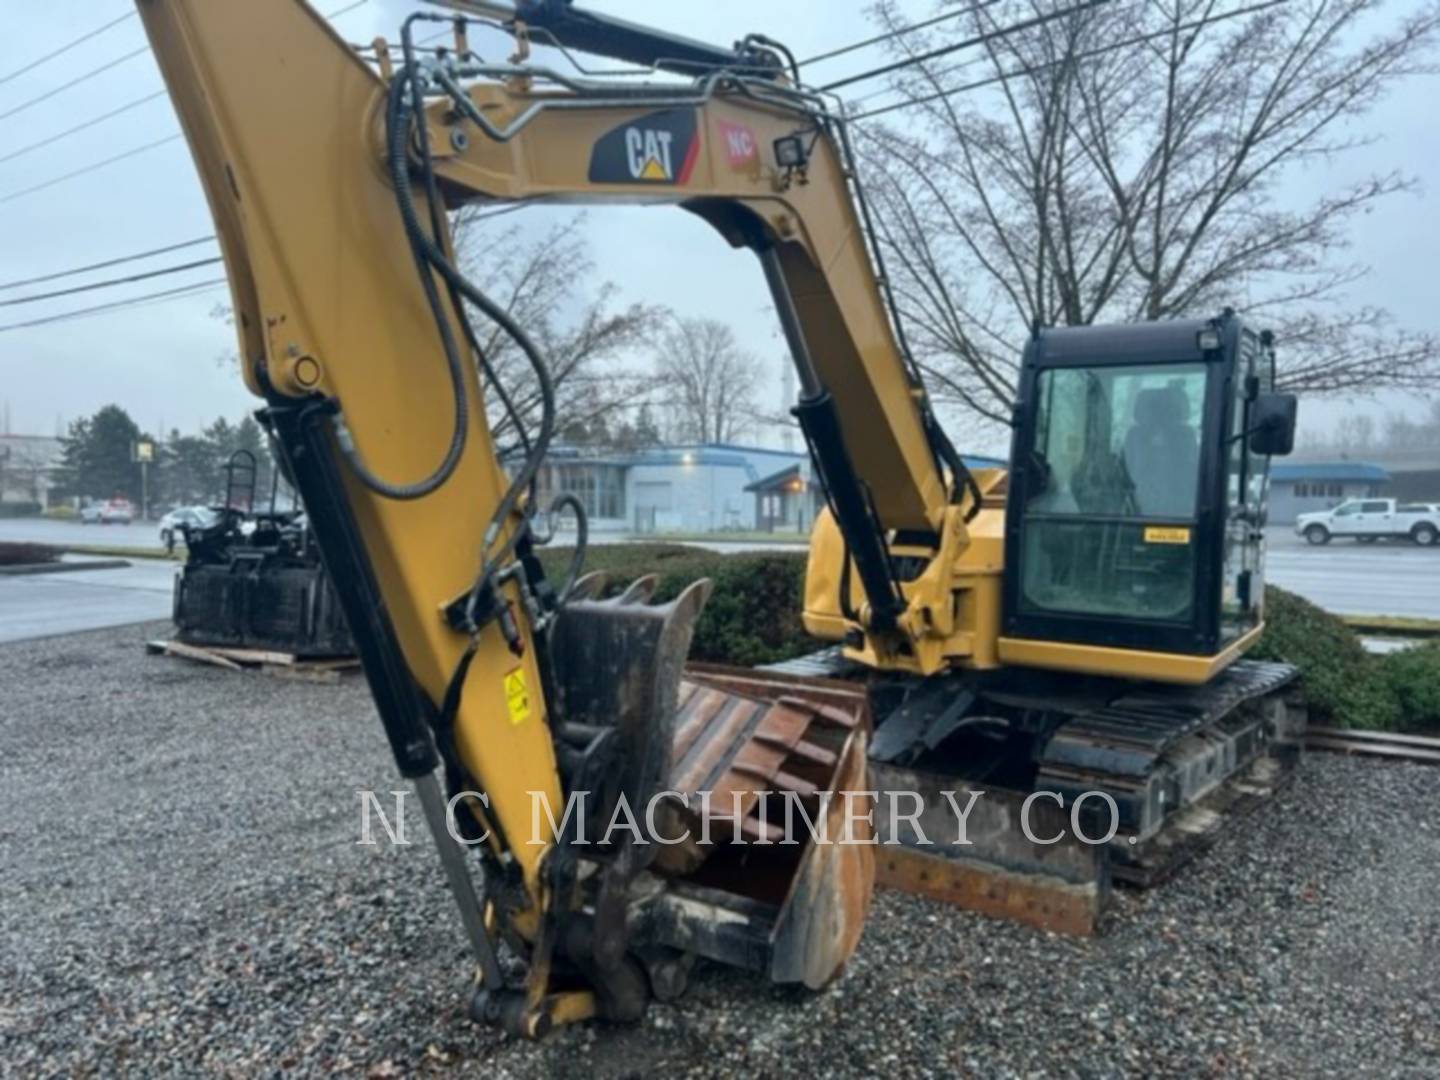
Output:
top-left (1002, 312), bottom-right (1296, 673)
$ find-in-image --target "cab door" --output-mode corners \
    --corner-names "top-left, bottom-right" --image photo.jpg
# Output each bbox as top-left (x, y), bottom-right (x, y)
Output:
top-left (1004, 356), bottom-right (1221, 654)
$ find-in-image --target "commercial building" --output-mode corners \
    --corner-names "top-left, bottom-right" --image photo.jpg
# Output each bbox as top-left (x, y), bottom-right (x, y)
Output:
top-left (0, 434), bottom-right (64, 511)
top-left (1267, 462), bottom-right (1389, 524)
top-left (743, 453), bottom-right (1009, 534)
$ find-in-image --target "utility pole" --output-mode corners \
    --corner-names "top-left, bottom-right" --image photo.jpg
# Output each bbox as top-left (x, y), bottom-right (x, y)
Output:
top-left (780, 363), bottom-right (795, 452)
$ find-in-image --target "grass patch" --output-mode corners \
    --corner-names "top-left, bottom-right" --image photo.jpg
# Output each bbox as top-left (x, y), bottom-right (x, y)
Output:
top-left (638, 531), bottom-right (809, 545)
top-left (1340, 614), bottom-right (1440, 638)
top-left (0, 541), bottom-right (61, 566)
top-left (62, 543), bottom-right (181, 561)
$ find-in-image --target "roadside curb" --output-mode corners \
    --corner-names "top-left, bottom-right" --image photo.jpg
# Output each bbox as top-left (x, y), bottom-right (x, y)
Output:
top-left (0, 559), bottom-right (132, 577)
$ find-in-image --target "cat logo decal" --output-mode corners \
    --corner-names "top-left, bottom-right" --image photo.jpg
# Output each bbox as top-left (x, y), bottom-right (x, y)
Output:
top-left (589, 109), bottom-right (699, 185)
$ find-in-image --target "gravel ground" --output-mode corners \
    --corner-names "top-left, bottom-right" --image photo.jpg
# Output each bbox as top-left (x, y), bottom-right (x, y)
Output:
top-left (2, 621), bottom-right (1437, 1078)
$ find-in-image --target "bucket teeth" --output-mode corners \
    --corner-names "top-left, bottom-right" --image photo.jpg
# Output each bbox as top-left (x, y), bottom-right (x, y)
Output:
top-left (614, 574), bottom-right (659, 605)
top-left (567, 570), bottom-right (609, 601)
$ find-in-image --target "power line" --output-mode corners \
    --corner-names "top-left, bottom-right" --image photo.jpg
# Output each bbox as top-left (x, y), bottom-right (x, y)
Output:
top-left (0, 2), bottom-right (365, 130)
top-left (0, 45), bottom-right (150, 124)
top-left (0, 199), bottom-right (530, 320)
top-left (0, 236), bottom-right (215, 291)
top-left (0, 9), bottom-right (136, 88)
top-left (0, 1), bottom-right (370, 208)
top-left (798, 0), bottom-right (1005, 67)
top-left (0, 90), bottom-right (167, 167)
top-left (821, 0), bottom-right (1114, 92)
top-left (0, 277), bottom-right (228, 334)
top-left (851, 0), bottom-right (1291, 120)
top-left (849, 48), bottom-right (989, 108)
top-left (1, 0), bottom-right (371, 126)
top-left (0, 133), bottom-right (183, 206)
top-left (0, 201), bottom-right (523, 296)
top-left (0, 257), bottom-right (225, 307)
top-left (325, 0), bottom-right (371, 21)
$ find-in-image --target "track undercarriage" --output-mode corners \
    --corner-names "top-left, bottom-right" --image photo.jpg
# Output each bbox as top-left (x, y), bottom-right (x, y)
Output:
top-left (751, 650), bottom-right (1305, 933)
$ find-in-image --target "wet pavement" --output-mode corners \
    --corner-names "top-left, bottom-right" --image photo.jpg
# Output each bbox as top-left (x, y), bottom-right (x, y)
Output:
top-left (0, 558), bottom-right (175, 644)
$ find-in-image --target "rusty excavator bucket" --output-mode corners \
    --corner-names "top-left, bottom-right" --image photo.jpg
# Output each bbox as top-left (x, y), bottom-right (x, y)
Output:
top-left (547, 574), bottom-right (873, 999)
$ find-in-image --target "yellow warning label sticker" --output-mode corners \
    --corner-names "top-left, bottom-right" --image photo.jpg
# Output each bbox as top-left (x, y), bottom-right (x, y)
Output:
top-left (1144, 526), bottom-right (1192, 545)
top-left (503, 668), bottom-right (531, 726)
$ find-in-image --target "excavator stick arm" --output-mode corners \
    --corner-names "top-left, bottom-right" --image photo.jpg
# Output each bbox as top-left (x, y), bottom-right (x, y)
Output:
top-left (135, 0), bottom-right (883, 1034)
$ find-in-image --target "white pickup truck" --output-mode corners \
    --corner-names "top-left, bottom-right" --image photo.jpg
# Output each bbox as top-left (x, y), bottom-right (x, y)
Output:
top-left (1295, 498), bottom-right (1440, 546)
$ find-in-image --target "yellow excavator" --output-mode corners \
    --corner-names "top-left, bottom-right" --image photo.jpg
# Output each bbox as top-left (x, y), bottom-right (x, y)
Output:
top-left (138, 0), bottom-right (1300, 1038)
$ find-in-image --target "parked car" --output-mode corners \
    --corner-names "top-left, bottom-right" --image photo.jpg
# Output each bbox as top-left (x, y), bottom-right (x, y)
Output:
top-left (158, 505), bottom-right (218, 549)
top-left (1295, 498), bottom-right (1440, 546)
top-left (79, 504), bottom-right (104, 524)
top-left (98, 499), bottom-right (135, 525)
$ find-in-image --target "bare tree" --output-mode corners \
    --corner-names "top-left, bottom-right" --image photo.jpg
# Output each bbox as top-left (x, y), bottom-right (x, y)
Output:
top-left (450, 208), bottom-right (661, 448)
top-left (653, 316), bottom-right (762, 443)
top-left (1336, 411), bottom-right (1376, 450)
top-left (1382, 398), bottom-right (1440, 449)
top-left (859, 0), bottom-right (1440, 421)
top-left (212, 210), bottom-right (658, 450)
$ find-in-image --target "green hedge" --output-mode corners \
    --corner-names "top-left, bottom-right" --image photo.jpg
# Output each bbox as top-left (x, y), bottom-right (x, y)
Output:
top-left (1376, 643), bottom-right (1440, 734)
top-left (538, 546), bottom-right (1432, 732)
top-left (537, 544), bottom-right (815, 667)
top-left (1251, 588), bottom-right (1440, 733)
top-left (1251, 586), bottom-right (1400, 729)
top-left (0, 501), bottom-right (41, 518)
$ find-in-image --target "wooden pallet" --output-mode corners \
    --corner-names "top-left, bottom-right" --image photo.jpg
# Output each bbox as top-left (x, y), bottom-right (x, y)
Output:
top-left (145, 639), bottom-right (360, 683)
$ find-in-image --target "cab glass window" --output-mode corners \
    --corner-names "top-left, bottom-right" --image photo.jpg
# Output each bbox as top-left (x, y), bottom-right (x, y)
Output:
top-left (1020, 362), bottom-right (1208, 622)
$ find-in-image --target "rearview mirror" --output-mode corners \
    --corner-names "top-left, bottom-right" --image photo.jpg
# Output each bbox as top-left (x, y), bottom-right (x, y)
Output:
top-left (1248, 392), bottom-right (1297, 456)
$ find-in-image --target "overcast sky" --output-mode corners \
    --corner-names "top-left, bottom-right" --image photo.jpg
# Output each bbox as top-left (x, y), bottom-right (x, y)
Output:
top-left (1, 0), bottom-right (1435, 456)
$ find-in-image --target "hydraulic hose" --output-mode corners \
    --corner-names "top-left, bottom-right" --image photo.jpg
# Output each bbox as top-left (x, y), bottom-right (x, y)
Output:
top-left (387, 20), bottom-right (568, 614)
top-left (529, 493), bottom-right (589, 603)
top-left (387, 117), bottom-right (556, 565)
top-left (329, 69), bottom-right (470, 501)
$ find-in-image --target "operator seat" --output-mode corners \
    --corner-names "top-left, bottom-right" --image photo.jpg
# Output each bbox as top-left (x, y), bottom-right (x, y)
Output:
top-left (1124, 386), bottom-right (1198, 517)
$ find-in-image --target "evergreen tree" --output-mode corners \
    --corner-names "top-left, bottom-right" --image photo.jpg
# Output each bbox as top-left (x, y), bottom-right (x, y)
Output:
top-left (157, 429), bottom-right (221, 507)
top-left (57, 405), bottom-right (148, 502)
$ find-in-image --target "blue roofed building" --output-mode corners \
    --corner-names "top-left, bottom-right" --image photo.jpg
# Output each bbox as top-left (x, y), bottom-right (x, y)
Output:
top-left (744, 452), bottom-right (1009, 534)
top-left (625, 444), bottom-right (805, 533)
top-left (1267, 462), bottom-right (1390, 524)
top-left (532, 443), bottom-right (811, 534)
